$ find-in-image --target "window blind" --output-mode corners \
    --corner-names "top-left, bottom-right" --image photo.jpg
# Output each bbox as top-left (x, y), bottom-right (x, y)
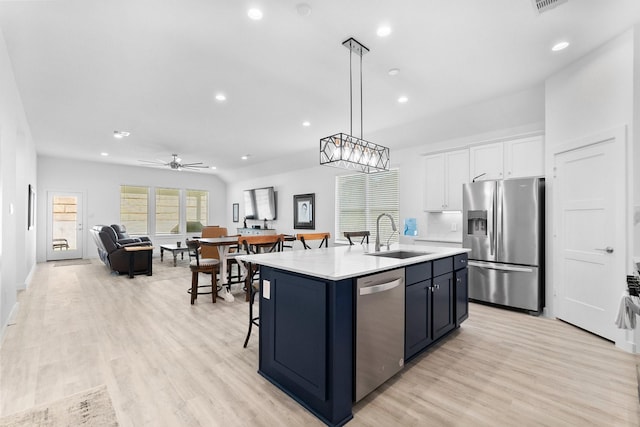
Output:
top-left (336, 169), bottom-right (399, 245)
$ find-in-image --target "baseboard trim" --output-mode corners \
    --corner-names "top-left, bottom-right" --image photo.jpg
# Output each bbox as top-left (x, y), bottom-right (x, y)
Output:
top-left (0, 301), bottom-right (20, 349)
top-left (18, 262), bottom-right (36, 291)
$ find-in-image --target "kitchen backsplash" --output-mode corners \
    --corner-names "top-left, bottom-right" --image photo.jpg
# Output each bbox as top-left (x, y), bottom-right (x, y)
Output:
top-left (424, 211), bottom-right (463, 242)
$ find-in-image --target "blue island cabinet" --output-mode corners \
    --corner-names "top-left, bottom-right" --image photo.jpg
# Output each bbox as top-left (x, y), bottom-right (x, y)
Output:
top-left (405, 254), bottom-right (468, 361)
top-left (258, 266), bottom-right (355, 427)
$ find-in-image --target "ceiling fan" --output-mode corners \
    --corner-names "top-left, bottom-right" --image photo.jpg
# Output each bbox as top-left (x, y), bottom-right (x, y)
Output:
top-left (138, 154), bottom-right (209, 171)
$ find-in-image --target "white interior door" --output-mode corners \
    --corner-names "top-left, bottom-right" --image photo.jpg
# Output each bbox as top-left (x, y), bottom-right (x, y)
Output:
top-left (554, 129), bottom-right (626, 342)
top-left (47, 191), bottom-right (84, 261)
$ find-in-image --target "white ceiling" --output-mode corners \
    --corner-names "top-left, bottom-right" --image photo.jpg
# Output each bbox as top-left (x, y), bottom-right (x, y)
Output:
top-left (2, 0), bottom-right (640, 182)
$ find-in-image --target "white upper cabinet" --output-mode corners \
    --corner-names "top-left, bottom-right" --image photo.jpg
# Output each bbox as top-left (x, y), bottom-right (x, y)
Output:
top-left (469, 136), bottom-right (544, 181)
top-left (469, 142), bottom-right (504, 181)
top-left (504, 136), bottom-right (545, 179)
top-left (424, 149), bottom-right (469, 211)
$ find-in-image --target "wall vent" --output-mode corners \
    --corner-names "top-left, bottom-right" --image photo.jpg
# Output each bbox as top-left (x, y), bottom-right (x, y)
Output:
top-left (532, 0), bottom-right (568, 14)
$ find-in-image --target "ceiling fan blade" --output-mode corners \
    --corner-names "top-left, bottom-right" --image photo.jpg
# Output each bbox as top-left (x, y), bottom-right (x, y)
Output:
top-left (182, 165), bottom-right (208, 170)
top-left (138, 159), bottom-right (168, 165)
top-left (180, 162), bottom-right (204, 166)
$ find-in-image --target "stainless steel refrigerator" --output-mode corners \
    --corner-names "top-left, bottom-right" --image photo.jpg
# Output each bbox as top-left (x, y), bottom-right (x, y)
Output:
top-left (462, 177), bottom-right (544, 313)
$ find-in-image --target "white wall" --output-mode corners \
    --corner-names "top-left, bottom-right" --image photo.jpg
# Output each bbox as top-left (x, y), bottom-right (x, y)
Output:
top-left (37, 156), bottom-right (227, 261)
top-left (225, 164), bottom-right (341, 247)
top-left (0, 29), bottom-right (37, 342)
top-left (545, 28), bottom-right (637, 348)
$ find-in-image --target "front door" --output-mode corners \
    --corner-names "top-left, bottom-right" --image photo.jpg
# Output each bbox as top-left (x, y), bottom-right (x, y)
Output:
top-left (46, 191), bottom-right (84, 261)
top-left (553, 128), bottom-right (626, 342)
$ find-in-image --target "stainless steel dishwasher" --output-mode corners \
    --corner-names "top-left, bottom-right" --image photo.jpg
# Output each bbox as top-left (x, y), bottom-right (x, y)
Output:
top-left (355, 268), bottom-right (405, 402)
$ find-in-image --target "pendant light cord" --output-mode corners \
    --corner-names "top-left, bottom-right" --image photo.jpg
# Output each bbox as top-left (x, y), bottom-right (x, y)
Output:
top-left (346, 40), bottom-right (365, 140)
top-left (360, 51), bottom-right (363, 139)
top-left (349, 48), bottom-right (353, 137)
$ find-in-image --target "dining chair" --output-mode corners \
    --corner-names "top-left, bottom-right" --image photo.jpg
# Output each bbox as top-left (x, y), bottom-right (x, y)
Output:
top-left (240, 234), bottom-right (283, 348)
top-left (186, 239), bottom-right (220, 304)
top-left (200, 226), bottom-right (226, 260)
top-left (297, 232), bottom-right (330, 249)
top-left (344, 231), bottom-right (370, 245)
top-left (201, 226), bottom-right (243, 285)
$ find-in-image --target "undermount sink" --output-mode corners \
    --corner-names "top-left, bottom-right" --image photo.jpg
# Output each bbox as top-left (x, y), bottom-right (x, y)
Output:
top-left (366, 250), bottom-right (433, 259)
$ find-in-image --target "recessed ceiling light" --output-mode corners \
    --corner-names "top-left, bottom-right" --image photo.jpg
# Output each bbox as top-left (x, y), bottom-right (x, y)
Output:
top-left (248, 8), bottom-right (263, 20)
top-left (552, 41), bottom-right (570, 51)
top-left (215, 93), bottom-right (226, 101)
top-left (302, 121), bottom-right (311, 127)
top-left (113, 130), bottom-right (130, 139)
top-left (388, 68), bottom-right (400, 76)
top-left (241, 155), bottom-right (250, 160)
top-left (377, 26), bottom-right (392, 37)
top-left (100, 152), bottom-right (109, 156)
top-left (210, 166), bottom-right (217, 170)
top-left (398, 96), bottom-right (408, 103)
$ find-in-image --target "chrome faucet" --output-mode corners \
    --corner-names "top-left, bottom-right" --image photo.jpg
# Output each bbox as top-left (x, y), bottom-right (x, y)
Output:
top-left (375, 213), bottom-right (397, 252)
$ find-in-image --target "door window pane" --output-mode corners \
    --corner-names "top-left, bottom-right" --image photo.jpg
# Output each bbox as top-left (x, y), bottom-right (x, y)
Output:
top-left (156, 188), bottom-right (180, 234)
top-left (52, 195), bottom-right (77, 250)
top-left (120, 186), bottom-right (149, 234)
top-left (186, 189), bottom-right (208, 232)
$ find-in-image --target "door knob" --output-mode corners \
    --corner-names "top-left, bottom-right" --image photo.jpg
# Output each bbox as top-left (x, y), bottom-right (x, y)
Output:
top-left (594, 247), bottom-right (614, 254)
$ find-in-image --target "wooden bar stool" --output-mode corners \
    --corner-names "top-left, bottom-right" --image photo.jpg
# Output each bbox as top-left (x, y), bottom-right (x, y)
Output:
top-left (297, 232), bottom-right (330, 249)
top-left (186, 239), bottom-right (220, 304)
top-left (344, 231), bottom-right (370, 245)
top-left (240, 234), bottom-right (282, 348)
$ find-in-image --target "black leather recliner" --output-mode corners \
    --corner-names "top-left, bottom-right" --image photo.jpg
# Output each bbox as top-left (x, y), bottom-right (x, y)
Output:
top-left (110, 224), bottom-right (152, 243)
top-left (90, 225), bottom-right (152, 275)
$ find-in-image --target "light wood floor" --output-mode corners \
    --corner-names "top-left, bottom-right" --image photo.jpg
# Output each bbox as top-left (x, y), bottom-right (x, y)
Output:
top-left (1, 258), bottom-right (639, 426)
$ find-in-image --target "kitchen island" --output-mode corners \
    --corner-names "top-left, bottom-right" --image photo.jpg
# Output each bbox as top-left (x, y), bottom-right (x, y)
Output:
top-left (238, 244), bottom-right (470, 426)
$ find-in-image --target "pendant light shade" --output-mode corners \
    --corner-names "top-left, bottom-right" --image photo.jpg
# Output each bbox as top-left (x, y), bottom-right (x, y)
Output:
top-left (319, 38), bottom-right (390, 173)
top-left (320, 133), bottom-right (390, 173)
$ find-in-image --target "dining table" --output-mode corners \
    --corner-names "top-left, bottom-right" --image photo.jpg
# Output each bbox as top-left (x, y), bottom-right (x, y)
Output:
top-left (197, 236), bottom-right (241, 301)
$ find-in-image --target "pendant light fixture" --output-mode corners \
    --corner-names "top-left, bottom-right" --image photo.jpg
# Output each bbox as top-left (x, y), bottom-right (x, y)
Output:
top-left (320, 38), bottom-right (390, 173)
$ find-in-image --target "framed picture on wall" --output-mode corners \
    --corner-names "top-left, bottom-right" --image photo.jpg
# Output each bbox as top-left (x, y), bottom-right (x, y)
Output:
top-left (232, 203), bottom-right (239, 223)
top-left (293, 193), bottom-right (315, 230)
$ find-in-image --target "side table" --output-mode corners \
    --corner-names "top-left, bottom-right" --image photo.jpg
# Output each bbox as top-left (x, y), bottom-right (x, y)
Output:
top-left (123, 246), bottom-right (154, 278)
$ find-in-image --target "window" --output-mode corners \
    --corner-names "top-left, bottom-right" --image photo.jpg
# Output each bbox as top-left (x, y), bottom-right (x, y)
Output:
top-left (120, 185), bottom-right (149, 234)
top-left (156, 188), bottom-right (180, 234)
top-left (120, 186), bottom-right (210, 235)
top-left (335, 169), bottom-right (399, 245)
top-left (186, 189), bottom-right (208, 232)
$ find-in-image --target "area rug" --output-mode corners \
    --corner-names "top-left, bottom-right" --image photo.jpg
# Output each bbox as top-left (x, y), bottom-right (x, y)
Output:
top-left (0, 385), bottom-right (118, 426)
top-left (53, 259), bottom-right (92, 267)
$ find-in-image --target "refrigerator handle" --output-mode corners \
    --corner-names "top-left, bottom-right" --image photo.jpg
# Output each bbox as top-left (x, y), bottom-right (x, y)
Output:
top-left (489, 185), bottom-right (496, 256)
top-left (496, 182), bottom-right (503, 259)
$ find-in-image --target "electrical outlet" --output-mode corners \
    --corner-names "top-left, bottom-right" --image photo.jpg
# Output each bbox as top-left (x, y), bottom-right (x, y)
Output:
top-left (263, 280), bottom-right (271, 299)
top-left (451, 222), bottom-right (457, 232)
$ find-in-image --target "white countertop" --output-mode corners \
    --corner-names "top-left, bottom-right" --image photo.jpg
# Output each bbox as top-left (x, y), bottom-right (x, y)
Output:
top-left (237, 243), bottom-right (470, 281)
